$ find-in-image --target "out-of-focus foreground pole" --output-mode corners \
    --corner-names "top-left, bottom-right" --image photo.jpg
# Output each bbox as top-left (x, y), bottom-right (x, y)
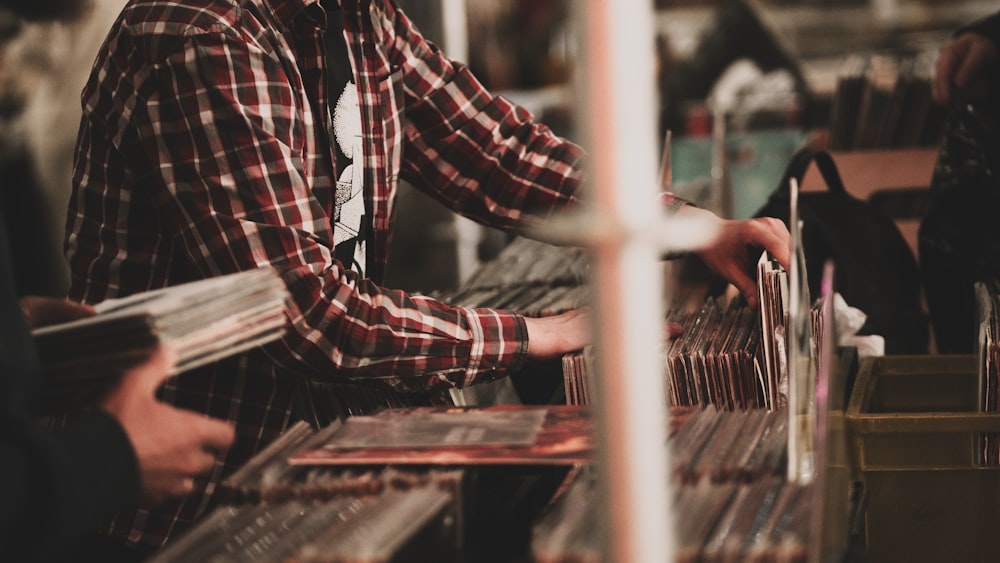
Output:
top-left (573, 1), bottom-right (675, 562)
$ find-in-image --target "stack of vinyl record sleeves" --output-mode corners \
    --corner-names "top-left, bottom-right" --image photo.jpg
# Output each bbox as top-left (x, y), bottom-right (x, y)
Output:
top-left (155, 437), bottom-right (472, 563)
top-left (532, 406), bottom-right (810, 563)
top-left (33, 268), bottom-right (289, 412)
top-left (666, 297), bottom-right (768, 411)
top-left (562, 255), bottom-right (789, 412)
top-left (156, 403), bottom-right (812, 562)
top-left (149, 483), bottom-right (461, 563)
top-left (155, 406), bottom-right (596, 562)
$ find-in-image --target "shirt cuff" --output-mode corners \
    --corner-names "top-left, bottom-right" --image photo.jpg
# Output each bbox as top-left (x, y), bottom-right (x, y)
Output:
top-left (462, 307), bottom-right (529, 384)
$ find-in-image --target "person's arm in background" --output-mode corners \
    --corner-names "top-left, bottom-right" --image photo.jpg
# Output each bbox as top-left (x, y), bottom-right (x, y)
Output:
top-left (933, 11), bottom-right (1000, 104)
top-left (382, 2), bottom-right (790, 304)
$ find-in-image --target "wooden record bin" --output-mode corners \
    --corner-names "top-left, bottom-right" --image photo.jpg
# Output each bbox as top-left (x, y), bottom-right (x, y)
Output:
top-left (846, 355), bottom-right (1000, 563)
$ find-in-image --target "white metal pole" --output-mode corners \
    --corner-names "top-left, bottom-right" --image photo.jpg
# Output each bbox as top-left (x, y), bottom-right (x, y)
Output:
top-left (440, 0), bottom-right (482, 284)
top-left (574, 1), bottom-right (674, 561)
top-left (439, 0), bottom-right (468, 62)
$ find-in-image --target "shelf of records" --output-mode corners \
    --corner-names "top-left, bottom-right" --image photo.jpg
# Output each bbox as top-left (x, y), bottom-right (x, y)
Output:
top-left (35, 235), bottom-right (1000, 560)
top-left (141, 228), bottom-right (855, 561)
top-left (23, 231), bottom-right (873, 560)
top-left (435, 235), bottom-right (817, 416)
top-left (147, 399), bottom-right (855, 563)
top-left (827, 52), bottom-right (947, 151)
top-left (564, 272), bottom-right (787, 411)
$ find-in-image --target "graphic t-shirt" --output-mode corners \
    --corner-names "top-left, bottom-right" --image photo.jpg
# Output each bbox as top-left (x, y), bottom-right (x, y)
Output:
top-left (324, 3), bottom-right (369, 276)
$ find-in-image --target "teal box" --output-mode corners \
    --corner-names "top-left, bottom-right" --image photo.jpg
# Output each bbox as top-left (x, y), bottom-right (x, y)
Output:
top-left (671, 129), bottom-right (807, 220)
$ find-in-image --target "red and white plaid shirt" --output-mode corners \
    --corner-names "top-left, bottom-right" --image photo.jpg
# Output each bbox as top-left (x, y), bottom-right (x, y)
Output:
top-left (65, 0), bottom-right (586, 547)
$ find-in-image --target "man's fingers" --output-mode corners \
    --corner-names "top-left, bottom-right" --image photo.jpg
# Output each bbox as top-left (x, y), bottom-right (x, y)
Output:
top-left (198, 419), bottom-right (237, 453)
top-left (727, 269), bottom-right (758, 309)
top-left (750, 217), bottom-right (790, 270)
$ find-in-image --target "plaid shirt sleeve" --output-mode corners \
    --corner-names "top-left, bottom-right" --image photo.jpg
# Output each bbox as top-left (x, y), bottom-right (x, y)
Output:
top-left (367, 3), bottom-right (684, 230)
top-left (68, 4), bottom-right (555, 391)
top-left (370, 3), bottom-right (585, 232)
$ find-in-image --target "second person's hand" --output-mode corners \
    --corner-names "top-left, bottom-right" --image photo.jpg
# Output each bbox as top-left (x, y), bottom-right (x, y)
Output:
top-left (99, 345), bottom-right (236, 505)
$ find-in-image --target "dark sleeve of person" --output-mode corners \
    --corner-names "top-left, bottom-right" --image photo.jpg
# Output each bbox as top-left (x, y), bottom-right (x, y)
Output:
top-left (958, 10), bottom-right (1000, 48)
top-left (0, 206), bottom-right (140, 562)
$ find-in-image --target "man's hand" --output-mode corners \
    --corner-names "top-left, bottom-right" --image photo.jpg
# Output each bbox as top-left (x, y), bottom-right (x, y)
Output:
top-left (524, 308), bottom-right (592, 359)
top-left (19, 296), bottom-right (95, 329)
top-left (933, 32), bottom-right (1000, 105)
top-left (99, 346), bottom-right (236, 505)
top-left (673, 206), bottom-right (789, 308)
top-left (696, 216), bottom-right (789, 308)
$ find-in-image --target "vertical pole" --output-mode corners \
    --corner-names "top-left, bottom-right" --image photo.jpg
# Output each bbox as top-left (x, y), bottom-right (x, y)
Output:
top-left (441, 0), bottom-right (482, 284)
top-left (575, 1), bottom-right (674, 561)
top-left (440, 0), bottom-right (468, 62)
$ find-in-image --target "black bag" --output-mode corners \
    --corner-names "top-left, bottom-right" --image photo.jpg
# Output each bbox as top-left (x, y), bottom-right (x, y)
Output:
top-left (755, 148), bottom-right (929, 354)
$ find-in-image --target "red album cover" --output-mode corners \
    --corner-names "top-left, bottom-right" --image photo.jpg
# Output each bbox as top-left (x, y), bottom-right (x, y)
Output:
top-left (289, 405), bottom-right (595, 467)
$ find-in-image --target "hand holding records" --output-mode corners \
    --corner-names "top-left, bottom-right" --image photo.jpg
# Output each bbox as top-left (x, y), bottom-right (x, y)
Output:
top-left (33, 268), bottom-right (290, 413)
top-left (100, 345), bottom-right (237, 504)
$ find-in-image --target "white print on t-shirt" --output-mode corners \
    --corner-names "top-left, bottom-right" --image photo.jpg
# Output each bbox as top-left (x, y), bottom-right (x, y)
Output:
top-left (332, 81), bottom-right (366, 275)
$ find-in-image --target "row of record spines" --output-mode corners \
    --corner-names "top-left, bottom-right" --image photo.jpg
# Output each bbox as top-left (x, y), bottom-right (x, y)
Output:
top-left (183, 444), bottom-right (474, 563)
top-left (561, 346), bottom-right (594, 406)
top-left (669, 406), bottom-right (788, 485)
top-left (225, 462), bottom-right (468, 506)
top-left (533, 466), bottom-right (808, 563)
top-left (665, 297), bottom-right (767, 411)
top-left (148, 484), bottom-right (460, 563)
top-left (554, 374), bottom-right (789, 485)
top-left (561, 297), bottom-right (773, 412)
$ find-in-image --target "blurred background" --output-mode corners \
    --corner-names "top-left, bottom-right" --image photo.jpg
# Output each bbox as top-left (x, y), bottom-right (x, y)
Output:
top-left (1, 0), bottom-right (995, 297)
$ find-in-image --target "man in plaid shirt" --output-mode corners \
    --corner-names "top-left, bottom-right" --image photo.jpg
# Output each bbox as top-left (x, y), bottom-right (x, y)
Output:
top-left (65, 0), bottom-right (789, 557)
